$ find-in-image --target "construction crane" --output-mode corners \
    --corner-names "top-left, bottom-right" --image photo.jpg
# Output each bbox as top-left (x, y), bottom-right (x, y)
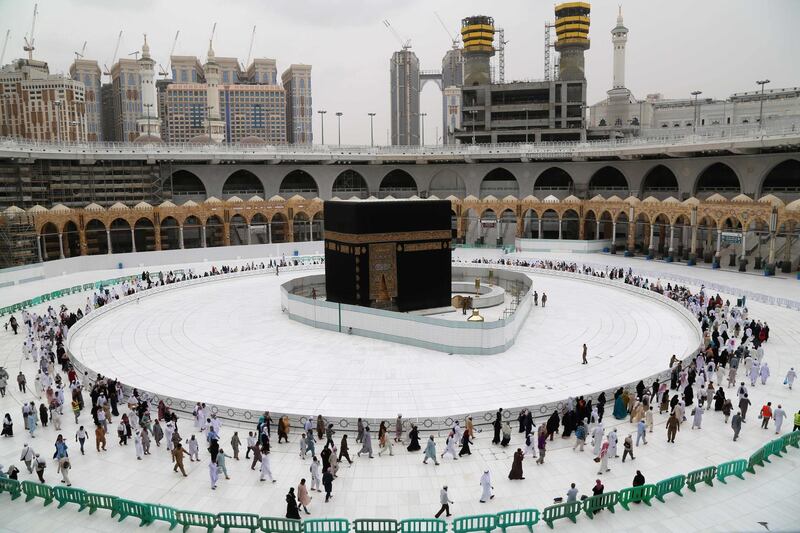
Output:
top-left (159, 30), bottom-right (180, 78)
top-left (383, 19), bottom-right (411, 50)
top-left (73, 41), bottom-right (87, 62)
top-left (434, 12), bottom-right (459, 49)
top-left (244, 25), bottom-right (256, 69)
top-left (0, 30), bottom-right (10, 65)
top-left (544, 22), bottom-right (558, 81)
top-left (103, 30), bottom-right (123, 78)
top-left (22, 3), bottom-right (38, 60)
top-left (209, 22), bottom-right (217, 49)
top-left (496, 28), bottom-right (508, 83)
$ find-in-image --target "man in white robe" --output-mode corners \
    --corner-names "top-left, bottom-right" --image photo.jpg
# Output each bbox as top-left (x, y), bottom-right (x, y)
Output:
top-left (134, 431), bottom-right (144, 460)
top-left (691, 405), bottom-right (704, 429)
top-left (773, 405), bottom-right (786, 434)
top-left (591, 424), bottom-right (604, 456)
top-left (260, 451), bottom-right (275, 482)
top-left (479, 471), bottom-right (494, 503)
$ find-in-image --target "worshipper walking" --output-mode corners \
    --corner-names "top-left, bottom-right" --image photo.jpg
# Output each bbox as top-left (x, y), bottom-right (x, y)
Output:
top-left (358, 426), bottom-right (374, 459)
top-left (209, 460), bottom-right (219, 490)
top-left (622, 434), bottom-right (635, 462)
top-left (297, 479), bottom-right (312, 514)
top-left (423, 436), bottom-right (439, 465)
top-left (582, 344), bottom-right (588, 365)
top-left (508, 448), bottom-right (525, 479)
top-left (310, 457), bottom-right (321, 492)
top-left (395, 415), bottom-right (403, 443)
top-left (666, 413), bottom-right (679, 443)
top-left (435, 486), bottom-right (453, 518)
top-left (407, 425), bottom-right (421, 452)
top-left (339, 434), bottom-right (353, 464)
top-left (323, 468), bottom-right (334, 502)
top-left (172, 443), bottom-right (189, 477)
top-left (1, 414), bottom-right (12, 437)
top-left (773, 405), bottom-right (787, 434)
top-left (597, 441), bottom-right (610, 475)
top-left (536, 427), bottom-right (547, 464)
top-left (691, 405), bottom-right (704, 429)
top-left (760, 403), bottom-right (773, 430)
top-left (459, 431), bottom-right (473, 457)
top-left (479, 470), bottom-right (494, 502)
top-left (573, 422), bottom-right (586, 452)
top-left (731, 412), bottom-right (743, 441)
top-left (286, 488), bottom-right (301, 519)
top-left (260, 451), bottom-right (276, 483)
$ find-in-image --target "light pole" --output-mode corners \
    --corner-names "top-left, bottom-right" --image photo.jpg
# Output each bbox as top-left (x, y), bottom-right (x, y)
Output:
top-left (756, 79), bottom-right (770, 130)
top-left (470, 110), bottom-right (477, 145)
top-left (335, 112), bottom-right (343, 146)
top-left (368, 112), bottom-right (376, 147)
top-left (690, 90), bottom-right (702, 133)
top-left (419, 112), bottom-right (427, 146)
top-left (317, 110), bottom-right (327, 145)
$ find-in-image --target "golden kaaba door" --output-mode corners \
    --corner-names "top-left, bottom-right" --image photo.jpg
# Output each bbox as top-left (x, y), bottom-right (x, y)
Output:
top-left (369, 242), bottom-right (398, 302)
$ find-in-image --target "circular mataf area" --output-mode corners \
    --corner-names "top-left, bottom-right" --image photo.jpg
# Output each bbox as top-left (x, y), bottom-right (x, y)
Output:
top-left (67, 267), bottom-right (699, 419)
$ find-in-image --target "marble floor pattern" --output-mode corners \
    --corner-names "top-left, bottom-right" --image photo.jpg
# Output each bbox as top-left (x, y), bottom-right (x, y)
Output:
top-left (0, 252), bottom-right (798, 532)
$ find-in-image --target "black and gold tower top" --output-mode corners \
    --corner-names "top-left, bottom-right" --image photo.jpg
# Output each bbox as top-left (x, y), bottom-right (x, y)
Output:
top-left (461, 15), bottom-right (495, 87)
top-left (554, 2), bottom-right (591, 81)
top-left (323, 200), bottom-right (452, 312)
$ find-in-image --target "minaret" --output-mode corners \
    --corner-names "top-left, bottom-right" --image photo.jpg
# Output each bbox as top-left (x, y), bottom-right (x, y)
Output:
top-left (135, 34), bottom-right (162, 141)
top-left (611, 6), bottom-right (628, 90)
top-left (203, 40), bottom-right (225, 142)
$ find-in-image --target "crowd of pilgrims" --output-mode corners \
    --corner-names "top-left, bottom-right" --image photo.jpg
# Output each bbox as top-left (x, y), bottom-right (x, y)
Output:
top-left (1, 256), bottom-right (794, 516)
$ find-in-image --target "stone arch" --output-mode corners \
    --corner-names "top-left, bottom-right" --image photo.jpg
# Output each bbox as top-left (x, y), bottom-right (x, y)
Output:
top-left (84, 219), bottom-right (108, 255)
top-left (522, 208), bottom-right (540, 238)
top-left (109, 218), bottom-right (132, 254)
top-left (642, 165), bottom-right (679, 197)
top-left (312, 211), bottom-right (324, 240)
top-left (583, 210), bottom-right (598, 239)
top-left (39, 222), bottom-right (60, 261)
top-left (250, 213), bottom-right (270, 244)
top-left (480, 167), bottom-right (519, 198)
top-left (588, 166), bottom-right (629, 196)
top-left (170, 170), bottom-right (207, 199)
top-left (499, 208), bottom-right (517, 244)
top-left (182, 215), bottom-right (203, 249)
top-left (63, 220), bottom-right (81, 258)
top-left (159, 216), bottom-right (181, 250)
top-left (279, 169), bottom-right (319, 198)
top-left (479, 209), bottom-right (499, 245)
top-left (462, 208), bottom-right (480, 244)
top-left (293, 211), bottom-right (312, 242)
top-left (429, 169), bottom-right (467, 198)
top-left (379, 169), bottom-right (418, 198)
top-left (694, 162), bottom-right (741, 198)
top-left (561, 209), bottom-right (580, 240)
top-left (332, 169), bottom-right (369, 198)
top-left (205, 215), bottom-right (225, 247)
top-left (133, 217), bottom-right (156, 252)
top-left (222, 169), bottom-right (266, 199)
top-left (541, 209), bottom-right (560, 239)
top-left (760, 159), bottom-right (800, 197)
top-left (534, 167), bottom-right (574, 197)
top-left (229, 214), bottom-right (248, 245)
top-left (271, 213), bottom-right (289, 243)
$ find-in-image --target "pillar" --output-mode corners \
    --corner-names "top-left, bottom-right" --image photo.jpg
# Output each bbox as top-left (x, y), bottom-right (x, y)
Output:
top-left (202, 225), bottom-right (207, 248)
top-left (648, 223), bottom-right (655, 255)
top-left (689, 224), bottom-right (698, 261)
top-left (595, 220), bottom-right (601, 240)
top-left (106, 229), bottom-right (112, 254)
top-left (267, 223), bottom-right (272, 244)
top-left (611, 221), bottom-right (617, 254)
top-left (538, 219), bottom-right (543, 239)
top-left (36, 235), bottom-right (43, 263)
top-left (179, 226), bottom-right (184, 249)
top-left (740, 228), bottom-right (747, 260)
top-left (558, 219), bottom-right (563, 240)
top-left (223, 223), bottom-right (231, 246)
top-left (131, 228), bottom-right (136, 253)
top-left (58, 233), bottom-right (65, 259)
top-left (247, 224), bottom-right (252, 245)
top-left (309, 220), bottom-right (313, 241)
top-left (626, 221), bottom-right (636, 253)
top-left (154, 225), bottom-right (162, 251)
top-left (783, 231), bottom-right (792, 273)
top-left (79, 229), bottom-right (87, 256)
top-left (714, 229), bottom-right (722, 262)
top-left (668, 225), bottom-right (675, 256)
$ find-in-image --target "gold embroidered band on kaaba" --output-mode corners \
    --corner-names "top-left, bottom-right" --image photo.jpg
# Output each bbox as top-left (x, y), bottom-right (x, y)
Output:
top-left (325, 229), bottom-right (452, 244)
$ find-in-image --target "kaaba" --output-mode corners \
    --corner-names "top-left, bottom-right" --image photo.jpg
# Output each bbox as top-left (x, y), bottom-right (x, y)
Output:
top-left (324, 200), bottom-right (452, 312)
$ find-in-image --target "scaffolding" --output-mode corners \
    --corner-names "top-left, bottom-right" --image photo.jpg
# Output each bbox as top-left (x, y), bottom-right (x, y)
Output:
top-left (0, 213), bottom-right (38, 267)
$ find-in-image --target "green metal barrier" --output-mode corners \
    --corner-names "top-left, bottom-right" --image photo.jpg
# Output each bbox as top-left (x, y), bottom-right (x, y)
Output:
top-left (583, 491), bottom-right (618, 519)
top-left (782, 430), bottom-right (800, 449)
top-left (115, 498), bottom-right (153, 526)
top-left (303, 519), bottom-right (351, 533)
top-left (495, 509), bottom-right (540, 533)
top-left (398, 519), bottom-right (447, 533)
top-left (149, 503), bottom-right (179, 530)
top-left (763, 439), bottom-right (784, 461)
top-left (617, 484), bottom-right (655, 510)
top-left (176, 509), bottom-right (218, 533)
top-left (353, 519), bottom-right (399, 533)
top-left (53, 485), bottom-right (88, 511)
top-left (542, 501), bottom-right (581, 529)
top-left (746, 447), bottom-right (766, 473)
top-left (87, 492), bottom-right (118, 516)
top-left (218, 512), bottom-right (261, 532)
top-left (654, 475), bottom-right (685, 503)
top-left (0, 478), bottom-right (22, 500)
top-left (716, 459), bottom-right (747, 483)
top-left (259, 517), bottom-right (302, 533)
top-left (21, 481), bottom-right (54, 506)
top-left (452, 514), bottom-right (497, 533)
top-left (686, 466), bottom-right (716, 492)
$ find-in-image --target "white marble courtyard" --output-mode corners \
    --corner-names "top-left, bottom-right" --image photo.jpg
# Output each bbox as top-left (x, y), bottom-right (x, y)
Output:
top-left (0, 250), bottom-right (799, 532)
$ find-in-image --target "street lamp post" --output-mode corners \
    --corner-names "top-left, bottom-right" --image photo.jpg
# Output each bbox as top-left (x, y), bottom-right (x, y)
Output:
top-left (368, 113), bottom-right (376, 147)
top-left (690, 90), bottom-right (702, 134)
top-left (335, 112), bottom-right (343, 146)
top-left (419, 112), bottom-right (427, 146)
top-left (756, 79), bottom-right (770, 130)
top-left (317, 110), bottom-right (327, 145)
top-left (470, 110), bottom-right (477, 145)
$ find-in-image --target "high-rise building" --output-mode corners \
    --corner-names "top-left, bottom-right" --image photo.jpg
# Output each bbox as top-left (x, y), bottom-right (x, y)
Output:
top-left (282, 64), bottom-right (312, 144)
top-left (460, 16), bottom-right (495, 87)
top-left (109, 58), bottom-right (143, 142)
top-left (390, 50), bottom-right (419, 145)
top-left (554, 2), bottom-right (591, 81)
top-left (69, 59), bottom-right (103, 141)
top-left (0, 58), bottom-right (88, 142)
top-left (246, 59), bottom-right (278, 85)
top-left (441, 48), bottom-right (464, 145)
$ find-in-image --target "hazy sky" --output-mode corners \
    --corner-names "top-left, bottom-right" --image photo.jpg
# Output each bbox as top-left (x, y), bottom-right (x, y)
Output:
top-left (1, 0), bottom-right (799, 145)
